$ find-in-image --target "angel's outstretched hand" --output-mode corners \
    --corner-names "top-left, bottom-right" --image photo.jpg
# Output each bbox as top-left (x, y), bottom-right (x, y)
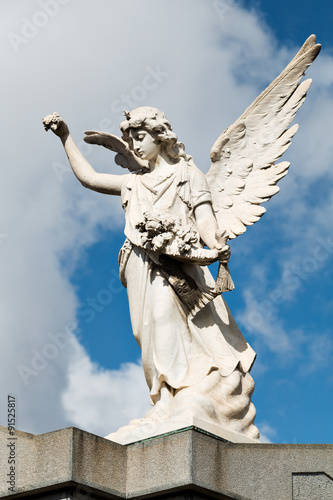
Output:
top-left (42, 112), bottom-right (69, 139)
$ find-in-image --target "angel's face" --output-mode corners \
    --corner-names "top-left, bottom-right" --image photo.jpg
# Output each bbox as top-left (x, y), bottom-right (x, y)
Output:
top-left (129, 128), bottom-right (160, 161)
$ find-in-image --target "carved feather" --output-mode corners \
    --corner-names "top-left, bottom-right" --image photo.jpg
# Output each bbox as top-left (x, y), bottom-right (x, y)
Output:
top-left (83, 130), bottom-right (149, 173)
top-left (206, 35), bottom-right (321, 239)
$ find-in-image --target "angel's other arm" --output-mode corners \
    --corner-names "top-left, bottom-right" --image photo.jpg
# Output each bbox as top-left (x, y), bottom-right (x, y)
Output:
top-left (194, 202), bottom-right (219, 249)
top-left (194, 202), bottom-right (230, 263)
top-left (43, 113), bottom-right (129, 195)
top-left (189, 163), bottom-right (230, 259)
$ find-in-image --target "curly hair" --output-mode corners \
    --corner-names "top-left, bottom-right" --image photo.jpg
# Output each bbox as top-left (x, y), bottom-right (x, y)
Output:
top-left (119, 106), bottom-right (189, 162)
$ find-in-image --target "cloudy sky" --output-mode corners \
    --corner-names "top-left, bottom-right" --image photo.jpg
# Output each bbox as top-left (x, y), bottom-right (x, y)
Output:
top-left (1, 0), bottom-right (332, 444)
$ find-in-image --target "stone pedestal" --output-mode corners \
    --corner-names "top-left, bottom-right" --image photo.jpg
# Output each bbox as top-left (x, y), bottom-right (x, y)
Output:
top-left (106, 416), bottom-right (259, 445)
top-left (0, 425), bottom-right (332, 499)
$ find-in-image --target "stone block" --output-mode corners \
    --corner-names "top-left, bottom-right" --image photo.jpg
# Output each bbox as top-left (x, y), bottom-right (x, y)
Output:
top-left (0, 425), bottom-right (332, 500)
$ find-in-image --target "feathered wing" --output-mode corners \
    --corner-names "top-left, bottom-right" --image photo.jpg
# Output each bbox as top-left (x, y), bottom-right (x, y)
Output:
top-left (83, 131), bottom-right (149, 173)
top-left (206, 35), bottom-right (321, 239)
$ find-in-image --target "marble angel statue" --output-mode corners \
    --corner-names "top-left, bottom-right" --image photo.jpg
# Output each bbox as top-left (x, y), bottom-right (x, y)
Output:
top-left (43, 35), bottom-right (320, 444)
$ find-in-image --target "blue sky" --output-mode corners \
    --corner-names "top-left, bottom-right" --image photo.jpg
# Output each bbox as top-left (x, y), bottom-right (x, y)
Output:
top-left (1, 0), bottom-right (332, 444)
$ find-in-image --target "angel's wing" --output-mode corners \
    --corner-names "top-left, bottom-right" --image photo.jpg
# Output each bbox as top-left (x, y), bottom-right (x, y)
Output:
top-left (83, 131), bottom-right (149, 173)
top-left (206, 35), bottom-right (321, 239)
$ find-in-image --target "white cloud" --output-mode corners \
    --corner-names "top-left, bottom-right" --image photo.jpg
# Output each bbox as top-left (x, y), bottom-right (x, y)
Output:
top-left (237, 230), bottom-right (333, 372)
top-left (61, 342), bottom-right (150, 436)
top-left (258, 423), bottom-right (277, 443)
top-left (237, 289), bottom-right (305, 357)
top-left (301, 332), bottom-right (333, 375)
top-left (0, 0), bottom-right (332, 437)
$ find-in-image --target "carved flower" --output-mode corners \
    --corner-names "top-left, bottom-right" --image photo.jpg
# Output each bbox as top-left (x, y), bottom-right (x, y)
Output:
top-left (136, 212), bottom-right (199, 254)
top-left (162, 232), bottom-right (173, 241)
top-left (146, 218), bottom-right (162, 232)
top-left (151, 235), bottom-right (165, 250)
top-left (177, 241), bottom-right (188, 253)
top-left (175, 227), bottom-right (199, 254)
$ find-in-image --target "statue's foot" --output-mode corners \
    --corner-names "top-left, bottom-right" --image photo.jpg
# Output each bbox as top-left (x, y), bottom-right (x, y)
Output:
top-left (105, 369), bottom-right (260, 444)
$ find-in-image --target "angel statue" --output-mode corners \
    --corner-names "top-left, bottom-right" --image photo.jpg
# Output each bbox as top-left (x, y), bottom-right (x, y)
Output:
top-left (43, 35), bottom-right (320, 444)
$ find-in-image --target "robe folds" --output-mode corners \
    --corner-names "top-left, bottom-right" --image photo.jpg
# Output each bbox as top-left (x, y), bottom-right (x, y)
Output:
top-left (120, 159), bottom-right (256, 403)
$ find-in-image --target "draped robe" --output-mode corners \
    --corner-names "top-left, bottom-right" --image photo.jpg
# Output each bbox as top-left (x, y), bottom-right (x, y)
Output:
top-left (120, 159), bottom-right (256, 403)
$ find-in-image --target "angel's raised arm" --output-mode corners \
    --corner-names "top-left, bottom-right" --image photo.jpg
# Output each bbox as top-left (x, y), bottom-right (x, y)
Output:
top-left (42, 113), bottom-right (129, 195)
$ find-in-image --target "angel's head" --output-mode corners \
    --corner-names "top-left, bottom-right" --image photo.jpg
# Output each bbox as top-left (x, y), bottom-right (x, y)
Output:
top-left (120, 107), bottom-right (188, 163)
